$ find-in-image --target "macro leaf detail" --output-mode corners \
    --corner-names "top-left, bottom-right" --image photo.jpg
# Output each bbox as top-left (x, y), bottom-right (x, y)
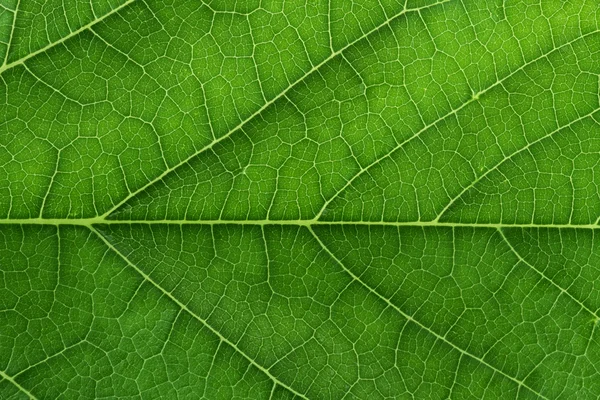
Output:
top-left (1, 0), bottom-right (600, 399)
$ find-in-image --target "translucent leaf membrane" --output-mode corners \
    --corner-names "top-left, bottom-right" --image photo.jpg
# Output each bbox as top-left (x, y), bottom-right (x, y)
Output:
top-left (0, 0), bottom-right (443, 219)
top-left (4, 224), bottom-right (596, 398)
top-left (1, 0), bottom-right (600, 398)
top-left (0, 226), bottom-right (280, 399)
top-left (110, 0), bottom-right (600, 224)
top-left (3, 0), bottom-right (131, 65)
top-left (0, 0), bottom-right (17, 64)
top-left (95, 224), bottom-right (564, 398)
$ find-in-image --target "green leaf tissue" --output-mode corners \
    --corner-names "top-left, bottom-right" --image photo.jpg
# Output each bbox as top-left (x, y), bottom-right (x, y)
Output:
top-left (1, 0), bottom-right (600, 398)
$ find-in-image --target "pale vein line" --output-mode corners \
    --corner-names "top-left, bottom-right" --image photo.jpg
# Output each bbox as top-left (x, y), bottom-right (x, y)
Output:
top-left (2, 0), bottom-right (20, 66)
top-left (0, 370), bottom-right (38, 400)
top-left (200, 340), bottom-right (222, 399)
top-left (0, 3), bottom-right (593, 399)
top-left (268, 381), bottom-right (277, 400)
top-left (327, 0), bottom-right (333, 52)
top-left (88, 225), bottom-right (309, 400)
top-left (0, 0), bottom-right (135, 75)
top-left (38, 146), bottom-right (61, 219)
top-left (307, 226), bottom-right (550, 400)
top-left (434, 106), bottom-right (600, 222)
top-left (100, 0), bottom-right (450, 219)
top-left (1, 219), bottom-right (599, 230)
top-left (497, 228), bottom-right (599, 319)
top-left (12, 339), bottom-right (88, 380)
top-left (312, 28), bottom-right (600, 221)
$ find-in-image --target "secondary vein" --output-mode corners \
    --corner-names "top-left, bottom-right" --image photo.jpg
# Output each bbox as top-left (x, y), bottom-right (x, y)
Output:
top-left (99, 0), bottom-right (450, 219)
top-left (89, 224), bottom-right (310, 400)
top-left (0, 0), bottom-right (135, 75)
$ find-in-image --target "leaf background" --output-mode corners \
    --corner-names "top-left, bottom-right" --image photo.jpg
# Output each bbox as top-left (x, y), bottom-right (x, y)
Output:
top-left (1, 0), bottom-right (600, 398)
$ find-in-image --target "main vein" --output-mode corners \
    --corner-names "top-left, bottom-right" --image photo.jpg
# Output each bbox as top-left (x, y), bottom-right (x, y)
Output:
top-left (1, 219), bottom-right (599, 229)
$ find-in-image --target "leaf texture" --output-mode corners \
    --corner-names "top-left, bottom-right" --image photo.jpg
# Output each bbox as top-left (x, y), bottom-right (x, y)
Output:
top-left (1, 0), bottom-right (600, 399)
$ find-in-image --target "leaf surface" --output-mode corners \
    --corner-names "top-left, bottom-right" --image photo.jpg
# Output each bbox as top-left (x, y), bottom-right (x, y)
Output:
top-left (1, 0), bottom-right (600, 398)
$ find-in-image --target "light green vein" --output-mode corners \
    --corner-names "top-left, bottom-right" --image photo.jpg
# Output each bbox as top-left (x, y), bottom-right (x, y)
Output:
top-left (100, 0), bottom-right (450, 219)
top-left (434, 108), bottom-right (600, 222)
top-left (0, 0), bottom-right (135, 75)
top-left (307, 225), bottom-right (551, 400)
top-left (1, 219), bottom-right (599, 229)
top-left (497, 228), bottom-right (599, 320)
top-left (88, 225), bottom-right (309, 400)
top-left (10, 339), bottom-right (88, 381)
top-left (313, 28), bottom-right (600, 221)
top-left (0, 370), bottom-right (38, 400)
top-left (1, 0), bottom-right (20, 66)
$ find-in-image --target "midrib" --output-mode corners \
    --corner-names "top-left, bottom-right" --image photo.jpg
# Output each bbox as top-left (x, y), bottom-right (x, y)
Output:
top-left (0, 218), bottom-right (597, 229)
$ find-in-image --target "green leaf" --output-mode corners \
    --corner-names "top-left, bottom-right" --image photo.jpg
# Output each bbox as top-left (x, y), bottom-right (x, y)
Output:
top-left (1, 0), bottom-right (600, 398)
